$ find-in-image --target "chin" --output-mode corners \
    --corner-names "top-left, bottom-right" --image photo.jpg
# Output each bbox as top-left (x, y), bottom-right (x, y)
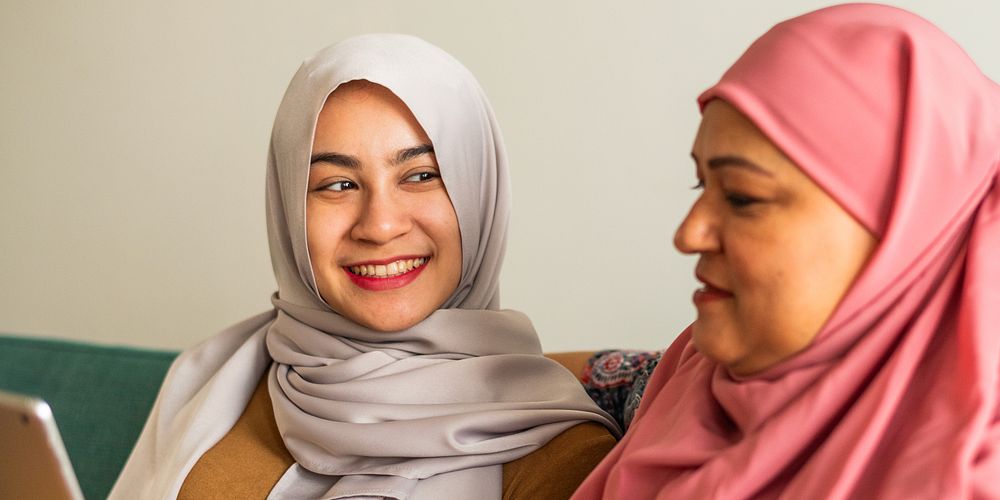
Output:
top-left (355, 310), bottom-right (425, 333)
top-left (319, 285), bottom-right (433, 332)
top-left (363, 321), bottom-right (411, 333)
top-left (691, 321), bottom-right (744, 367)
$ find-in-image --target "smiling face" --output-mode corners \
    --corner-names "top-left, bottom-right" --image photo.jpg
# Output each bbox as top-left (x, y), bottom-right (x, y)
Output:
top-left (307, 80), bottom-right (462, 332)
top-left (675, 99), bottom-right (877, 375)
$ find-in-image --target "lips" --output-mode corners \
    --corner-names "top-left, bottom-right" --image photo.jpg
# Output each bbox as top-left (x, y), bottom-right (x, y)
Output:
top-left (347, 257), bottom-right (427, 278)
top-left (342, 255), bottom-right (430, 291)
top-left (693, 271), bottom-right (734, 305)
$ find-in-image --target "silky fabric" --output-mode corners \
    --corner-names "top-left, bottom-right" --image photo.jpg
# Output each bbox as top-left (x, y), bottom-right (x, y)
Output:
top-left (573, 4), bottom-right (1000, 499)
top-left (111, 34), bottom-right (619, 500)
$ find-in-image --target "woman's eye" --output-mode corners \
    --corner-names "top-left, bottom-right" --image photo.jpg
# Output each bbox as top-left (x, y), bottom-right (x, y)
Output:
top-left (691, 179), bottom-right (705, 190)
top-left (404, 171), bottom-right (439, 183)
top-left (322, 180), bottom-right (357, 192)
top-left (724, 192), bottom-right (760, 208)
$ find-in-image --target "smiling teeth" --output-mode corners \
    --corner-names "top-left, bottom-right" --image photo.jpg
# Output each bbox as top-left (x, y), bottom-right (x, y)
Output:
top-left (350, 258), bottom-right (427, 278)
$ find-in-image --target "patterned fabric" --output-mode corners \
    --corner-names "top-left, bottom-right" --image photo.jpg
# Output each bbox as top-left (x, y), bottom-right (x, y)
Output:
top-left (582, 350), bottom-right (661, 431)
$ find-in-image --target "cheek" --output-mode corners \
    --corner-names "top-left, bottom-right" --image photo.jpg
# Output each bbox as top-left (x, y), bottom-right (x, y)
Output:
top-left (418, 194), bottom-right (462, 268)
top-left (305, 207), bottom-right (321, 256)
top-left (305, 201), bottom-right (352, 267)
top-left (729, 252), bottom-right (787, 326)
top-left (305, 202), bottom-right (328, 258)
top-left (733, 219), bottom-right (870, 348)
top-left (805, 217), bottom-right (875, 317)
top-left (727, 229), bottom-right (825, 347)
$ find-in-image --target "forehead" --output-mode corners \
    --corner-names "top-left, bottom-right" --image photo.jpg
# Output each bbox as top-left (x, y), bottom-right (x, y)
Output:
top-left (318, 81), bottom-right (412, 122)
top-left (692, 100), bottom-right (800, 176)
top-left (326, 80), bottom-right (393, 103)
top-left (313, 80), bottom-right (431, 150)
top-left (694, 100), bottom-right (773, 152)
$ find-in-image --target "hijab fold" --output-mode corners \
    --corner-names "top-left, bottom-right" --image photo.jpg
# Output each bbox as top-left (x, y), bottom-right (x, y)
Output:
top-left (111, 34), bottom-right (618, 500)
top-left (574, 4), bottom-right (1000, 499)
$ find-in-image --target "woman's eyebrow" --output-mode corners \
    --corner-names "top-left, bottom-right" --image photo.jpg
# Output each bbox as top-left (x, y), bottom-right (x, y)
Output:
top-left (707, 155), bottom-right (774, 177)
top-left (310, 144), bottom-right (435, 169)
top-left (392, 144), bottom-right (435, 166)
top-left (310, 152), bottom-right (361, 169)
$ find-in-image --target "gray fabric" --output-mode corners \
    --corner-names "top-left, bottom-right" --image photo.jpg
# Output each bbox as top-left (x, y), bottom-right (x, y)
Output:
top-left (268, 34), bottom-right (508, 311)
top-left (110, 34), bottom-right (619, 500)
top-left (109, 314), bottom-right (276, 499)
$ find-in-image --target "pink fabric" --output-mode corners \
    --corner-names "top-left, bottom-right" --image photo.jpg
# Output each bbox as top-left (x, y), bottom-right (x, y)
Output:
top-left (573, 4), bottom-right (1000, 499)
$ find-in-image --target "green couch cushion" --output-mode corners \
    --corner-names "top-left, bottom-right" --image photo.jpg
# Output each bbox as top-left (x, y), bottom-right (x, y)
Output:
top-left (0, 335), bottom-right (178, 500)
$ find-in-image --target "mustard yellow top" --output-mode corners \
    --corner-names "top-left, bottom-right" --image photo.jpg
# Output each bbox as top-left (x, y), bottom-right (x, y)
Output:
top-left (179, 376), bottom-right (615, 500)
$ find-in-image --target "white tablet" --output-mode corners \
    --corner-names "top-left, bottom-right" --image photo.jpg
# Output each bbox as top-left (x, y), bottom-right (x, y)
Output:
top-left (0, 389), bottom-right (84, 500)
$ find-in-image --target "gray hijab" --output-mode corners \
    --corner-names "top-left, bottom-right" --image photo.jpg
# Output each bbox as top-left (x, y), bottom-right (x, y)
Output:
top-left (108, 34), bottom-right (618, 500)
top-left (268, 33), bottom-right (506, 311)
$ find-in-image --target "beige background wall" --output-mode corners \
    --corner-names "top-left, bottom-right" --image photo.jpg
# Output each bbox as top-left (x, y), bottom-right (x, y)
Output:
top-left (2, 1), bottom-right (998, 351)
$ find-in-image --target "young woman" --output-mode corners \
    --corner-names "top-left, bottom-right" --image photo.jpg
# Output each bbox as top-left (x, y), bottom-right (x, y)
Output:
top-left (110, 34), bottom-right (619, 500)
top-left (575, 4), bottom-right (1000, 498)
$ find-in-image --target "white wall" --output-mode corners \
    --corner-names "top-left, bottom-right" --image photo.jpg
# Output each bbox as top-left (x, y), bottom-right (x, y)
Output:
top-left (2, 0), bottom-right (998, 351)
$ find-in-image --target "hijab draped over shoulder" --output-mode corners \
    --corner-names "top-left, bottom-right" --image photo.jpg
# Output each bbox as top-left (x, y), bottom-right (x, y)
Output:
top-left (111, 34), bottom-right (619, 500)
top-left (574, 5), bottom-right (1000, 499)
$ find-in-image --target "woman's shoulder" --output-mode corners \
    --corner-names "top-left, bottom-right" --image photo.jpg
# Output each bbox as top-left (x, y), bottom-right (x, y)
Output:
top-left (502, 422), bottom-right (616, 500)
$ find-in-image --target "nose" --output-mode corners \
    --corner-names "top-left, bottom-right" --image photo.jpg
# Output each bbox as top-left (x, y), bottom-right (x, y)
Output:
top-left (674, 195), bottom-right (720, 254)
top-left (350, 187), bottom-right (413, 245)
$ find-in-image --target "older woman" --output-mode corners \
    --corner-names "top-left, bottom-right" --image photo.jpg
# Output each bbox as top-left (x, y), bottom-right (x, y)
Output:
top-left (574, 4), bottom-right (1000, 498)
top-left (110, 34), bottom-right (619, 500)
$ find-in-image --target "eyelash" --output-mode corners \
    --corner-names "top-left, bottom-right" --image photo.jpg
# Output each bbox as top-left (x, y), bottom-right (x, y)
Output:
top-left (404, 171), bottom-right (439, 183)
top-left (724, 193), bottom-right (760, 209)
top-left (691, 178), bottom-right (761, 209)
top-left (321, 180), bottom-right (357, 192)
top-left (317, 171), bottom-right (439, 192)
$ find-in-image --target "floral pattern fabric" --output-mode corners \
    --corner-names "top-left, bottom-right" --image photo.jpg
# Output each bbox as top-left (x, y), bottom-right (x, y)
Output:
top-left (582, 350), bottom-right (662, 431)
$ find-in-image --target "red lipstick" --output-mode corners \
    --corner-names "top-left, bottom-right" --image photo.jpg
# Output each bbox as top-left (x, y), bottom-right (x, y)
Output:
top-left (343, 256), bottom-right (429, 292)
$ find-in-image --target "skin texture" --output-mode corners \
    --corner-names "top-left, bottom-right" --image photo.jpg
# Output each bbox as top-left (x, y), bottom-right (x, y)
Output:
top-left (674, 100), bottom-right (877, 376)
top-left (307, 81), bottom-right (462, 332)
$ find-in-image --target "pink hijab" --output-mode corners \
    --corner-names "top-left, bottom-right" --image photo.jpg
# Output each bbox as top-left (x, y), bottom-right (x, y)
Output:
top-left (574, 4), bottom-right (1000, 499)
